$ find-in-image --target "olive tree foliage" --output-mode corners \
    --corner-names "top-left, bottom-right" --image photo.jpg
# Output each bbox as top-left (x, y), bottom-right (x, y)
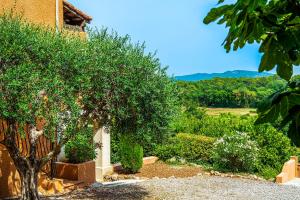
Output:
top-left (85, 30), bottom-right (177, 147)
top-left (0, 15), bottom-right (176, 200)
top-left (204, 0), bottom-right (300, 143)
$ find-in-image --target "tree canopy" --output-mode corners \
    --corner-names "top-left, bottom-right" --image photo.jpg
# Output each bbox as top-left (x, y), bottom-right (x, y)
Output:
top-left (177, 76), bottom-right (286, 108)
top-left (204, 0), bottom-right (300, 142)
top-left (0, 15), bottom-right (176, 200)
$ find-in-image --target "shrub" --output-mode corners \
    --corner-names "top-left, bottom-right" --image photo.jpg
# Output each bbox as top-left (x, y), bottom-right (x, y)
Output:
top-left (212, 132), bottom-right (259, 172)
top-left (155, 143), bottom-right (180, 161)
top-left (65, 127), bottom-right (96, 164)
top-left (176, 133), bottom-right (215, 162)
top-left (258, 166), bottom-right (278, 180)
top-left (249, 125), bottom-right (297, 176)
top-left (119, 134), bottom-right (144, 173)
top-left (155, 133), bottom-right (215, 163)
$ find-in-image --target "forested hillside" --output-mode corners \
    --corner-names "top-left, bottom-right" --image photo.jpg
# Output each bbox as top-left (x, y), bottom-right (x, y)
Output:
top-left (175, 70), bottom-right (272, 81)
top-left (177, 76), bottom-right (287, 108)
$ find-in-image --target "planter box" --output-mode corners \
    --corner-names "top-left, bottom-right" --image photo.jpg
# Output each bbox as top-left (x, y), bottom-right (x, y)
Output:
top-left (55, 161), bottom-right (96, 184)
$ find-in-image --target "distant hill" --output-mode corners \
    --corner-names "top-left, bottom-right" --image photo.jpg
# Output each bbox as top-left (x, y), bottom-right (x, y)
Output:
top-left (175, 70), bottom-right (273, 81)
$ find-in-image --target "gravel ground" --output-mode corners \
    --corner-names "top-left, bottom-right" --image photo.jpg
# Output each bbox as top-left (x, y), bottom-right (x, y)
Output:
top-left (48, 175), bottom-right (300, 200)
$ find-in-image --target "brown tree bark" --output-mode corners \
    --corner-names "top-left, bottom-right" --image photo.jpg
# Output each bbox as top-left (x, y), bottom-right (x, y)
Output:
top-left (2, 121), bottom-right (42, 200)
top-left (1, 120), bottom-right (66, 200)
top-left (18, 165), bottom-right (40, 200)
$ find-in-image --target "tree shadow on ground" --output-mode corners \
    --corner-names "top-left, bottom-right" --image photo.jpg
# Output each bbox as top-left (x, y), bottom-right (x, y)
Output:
top-left (44, 184), bottom-right (150, 200)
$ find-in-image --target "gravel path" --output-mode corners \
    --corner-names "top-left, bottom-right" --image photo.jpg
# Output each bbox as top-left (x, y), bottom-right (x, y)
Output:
top-left (49, 175), bottom-right (300, 200)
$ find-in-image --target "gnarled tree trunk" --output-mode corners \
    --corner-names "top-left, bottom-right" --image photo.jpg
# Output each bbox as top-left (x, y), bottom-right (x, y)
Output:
top-left (18, 164), bottom-right (40, 200)
top-left (2, 122), bottom-right (43, 200)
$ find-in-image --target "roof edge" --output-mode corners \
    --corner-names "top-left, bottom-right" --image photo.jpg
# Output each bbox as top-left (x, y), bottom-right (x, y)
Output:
top-left (63, 1), bottom-right (92, 23)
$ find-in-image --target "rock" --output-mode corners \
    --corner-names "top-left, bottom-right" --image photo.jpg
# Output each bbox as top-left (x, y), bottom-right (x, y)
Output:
top-left (126, 174), bottom-right (136, 179)
top-left (153, 176), bottom-right (160, 180)
top-left (204, 172), bottom-right (211, 176)
top-left (210, 170), bottom-right (221, 176)
top-left (111, 174), bottom-right (119, 181)
top-left (169, 176), bottom-right (176, 179)
top-left (91, 182), bottom-right (103, 188)
top-left (197, 173), bottom-right (203, 176)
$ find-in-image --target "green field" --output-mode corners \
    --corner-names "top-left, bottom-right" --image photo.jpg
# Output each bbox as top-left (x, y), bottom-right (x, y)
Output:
top-left (204, 107), bottom-right (257, 116)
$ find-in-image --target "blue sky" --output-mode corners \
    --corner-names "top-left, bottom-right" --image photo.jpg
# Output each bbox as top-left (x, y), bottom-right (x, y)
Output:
top-left (69, 0), bottom-right (262, 76)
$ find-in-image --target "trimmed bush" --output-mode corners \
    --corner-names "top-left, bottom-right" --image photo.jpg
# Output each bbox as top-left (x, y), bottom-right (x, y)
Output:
top-left (249, 125), bottom-right (297, 177)
top-left (65, 127), bottom-right (97, 164)
top-left (155, 133), bottom-right (215, 162)
top-left (212, 132), bottom-right (259, 172)
top-left (119, 134), bottom-right (144, 173)
top-left (176, 133), bottom-right (215, 162)
top-left (155, 143), bottom-right (180, 161)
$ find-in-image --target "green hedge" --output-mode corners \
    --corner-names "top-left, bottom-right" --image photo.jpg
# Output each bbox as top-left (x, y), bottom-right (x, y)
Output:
top-left (119, 134), bottom-right (144, 173)
top-left (155, 133), bottom-right (215, 162)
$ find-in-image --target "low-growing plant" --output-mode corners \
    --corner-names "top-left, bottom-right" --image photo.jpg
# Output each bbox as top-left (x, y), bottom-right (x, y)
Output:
top-left (212, 132), bottom-right (259, 172)
top-left (176, 133), bottom-right (215, 162)
top-left (170, 108), bottom-right (297, 178)
top-left (65, 127), bottom-right (97, 164)
top-left (155, 133), bottom-right (215, 163)
top-left (249, 125), bottom-right (297, 177)
top-left (154, 143), bottom-right (180, 161)
top-left (119, 134), bottom-right (144, 173)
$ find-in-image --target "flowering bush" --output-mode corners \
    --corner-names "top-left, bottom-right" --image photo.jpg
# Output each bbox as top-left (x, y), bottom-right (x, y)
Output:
top-left (212, 132), bottom-right (259, 172)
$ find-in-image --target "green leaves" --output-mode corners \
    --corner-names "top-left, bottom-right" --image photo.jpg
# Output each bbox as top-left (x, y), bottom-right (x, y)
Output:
top-left (277, 62), bottom-right (293, 81)
top-left (0, 16), bottom-right (177, 149)
top-left (205, 0), bottom-right (300, 142)
top-left (204, 0), bottom-right (300, 81)
top-left (256, 79), bottom-right (300, 135)
top-left (203, 5), bottom-right (233, 25)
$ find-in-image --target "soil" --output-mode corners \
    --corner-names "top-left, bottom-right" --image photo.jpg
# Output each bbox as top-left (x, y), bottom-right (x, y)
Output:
top-left (116, 161), bottom-right (204, 179)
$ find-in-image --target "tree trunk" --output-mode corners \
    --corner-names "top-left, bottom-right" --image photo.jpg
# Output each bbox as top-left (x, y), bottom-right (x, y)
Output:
top-left (3, 121), bottom-right (41, 200)
top-left (19, 165), bottom-right (40, 200)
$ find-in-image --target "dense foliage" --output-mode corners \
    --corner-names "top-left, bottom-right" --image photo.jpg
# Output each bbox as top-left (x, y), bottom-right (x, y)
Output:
top-left (177, 76), bottom-right (286, 108)
top-left (155, 133), bottom-right (215, 163)
top-left (119, 134), bottom-right (144, 173)
top-left (204, 0), bottom-right (300, 144)
top-left (156, 107), bottom-right (296, 179)
top-left (0, 16), bottom-right (176, 199)
top-left (212, 132), bottom-right (259, 172)
top-left (65, 127), bottom-right (96, 164)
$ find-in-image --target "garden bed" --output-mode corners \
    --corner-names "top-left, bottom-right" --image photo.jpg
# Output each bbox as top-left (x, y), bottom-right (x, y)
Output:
top-left (110, 161), bottom-right (204, 180)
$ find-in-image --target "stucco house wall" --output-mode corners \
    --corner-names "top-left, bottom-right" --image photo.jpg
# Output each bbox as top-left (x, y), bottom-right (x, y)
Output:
top-left (0, 0), bottom-right (64, 29)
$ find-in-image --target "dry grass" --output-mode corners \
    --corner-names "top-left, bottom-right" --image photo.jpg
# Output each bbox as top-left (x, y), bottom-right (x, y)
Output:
top-left (204, 107), bottom-right (257, 116)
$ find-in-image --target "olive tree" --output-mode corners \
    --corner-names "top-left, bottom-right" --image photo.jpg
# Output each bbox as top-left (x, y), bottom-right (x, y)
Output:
top-left (0, 16), bottom-right (176, 200)
top-left (204, 0), bottom-right (300, 142)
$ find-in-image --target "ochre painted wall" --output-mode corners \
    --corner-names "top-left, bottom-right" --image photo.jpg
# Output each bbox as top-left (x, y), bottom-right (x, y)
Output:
top-left (0, 0), bottom-right (64, 29)
top-left (0, 146), bottom-right (21, 198)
